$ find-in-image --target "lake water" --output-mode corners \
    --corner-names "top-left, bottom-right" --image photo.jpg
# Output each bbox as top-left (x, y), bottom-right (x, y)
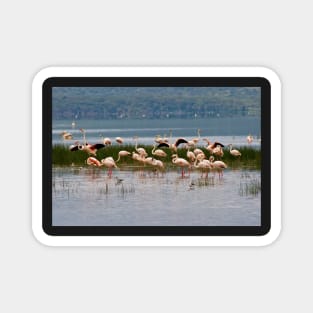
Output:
top-left (52, 118), bottom-right (261, 147)
top-left (53, 167), bottom-right (261, 226)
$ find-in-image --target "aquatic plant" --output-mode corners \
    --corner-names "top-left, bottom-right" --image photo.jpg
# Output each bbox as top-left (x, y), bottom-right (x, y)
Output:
top-left (239, 177), bottom-right (261, 197)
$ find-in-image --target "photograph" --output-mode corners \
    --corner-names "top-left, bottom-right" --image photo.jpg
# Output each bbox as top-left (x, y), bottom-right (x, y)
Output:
top-left (51, 86), bottom-right (262, 227)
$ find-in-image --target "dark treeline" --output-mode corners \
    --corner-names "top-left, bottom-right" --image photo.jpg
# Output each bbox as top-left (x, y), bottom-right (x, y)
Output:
top-left (52, 87), bottom-right (261, 120)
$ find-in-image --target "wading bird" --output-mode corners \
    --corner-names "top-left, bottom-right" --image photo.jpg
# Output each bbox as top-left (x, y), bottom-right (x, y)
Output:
top-left (60, 131), bottom-right (73, 140)
top-left (203, 138), bottom-right (225, 154)
top-left (70, 128), bottom-right (105, 155)
top-left (115, 137), bottom-right (124, 144)
top-left (246, 135), bottom-right (253, 144)
top-left (100, 135), bottom-right (112, 145)
top-left (154, 135), bottom-right (163, 144)
top-left (209, 156), bottom-right (227, 178)
top-left (171, 154), bottom-right (191, 178)
top-left (132, 151), bottom-right (141, 161)
top-left (152, 144), bottom-right (167, 158)
top-left (212, 144), bottom-right (224, 159)
top-left (101, 157), bottom-right (119, 177)
top-left (191, 129), bottom-right (201, 144)
top-left (115, 150), bottom-right (131, 162)
top-left (69, 142), bottom-right (105, 156)
top-left (151, 158), bottom-right (165, 176)
top-left (194, 159), bottom-right (212, 178)
top-left (151, 158), bottom-right (164, 169)
top-left (157, 138), bottom-right (188, 153)
top-left (196, 152), bottom-right (206, 161)
top-left (86, 156), bottom-right (102, 167)
top-left (193, 148), bottom-right (204, 156)
top-left (186, 148), bottom-right (196, 163)
top-left (134, 136), bottom-right (148, 157)
top-left (228, 144), bottom-right (241, 157)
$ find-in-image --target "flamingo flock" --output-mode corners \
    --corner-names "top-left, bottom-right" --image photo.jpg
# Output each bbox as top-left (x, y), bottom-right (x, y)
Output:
top-left (62, 127), bottom-right (250, 179)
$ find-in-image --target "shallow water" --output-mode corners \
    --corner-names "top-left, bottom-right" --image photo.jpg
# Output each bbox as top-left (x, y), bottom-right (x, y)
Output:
top-left (52, 166), bottom-right (261, 226)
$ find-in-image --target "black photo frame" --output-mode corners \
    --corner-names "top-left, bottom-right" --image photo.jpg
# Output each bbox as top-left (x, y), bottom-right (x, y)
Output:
top-left (42, 76), bottom-right (270, 237)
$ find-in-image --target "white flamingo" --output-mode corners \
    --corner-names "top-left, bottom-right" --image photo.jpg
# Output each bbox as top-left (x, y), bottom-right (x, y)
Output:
top-left (101, 157), bottom-right (119, 177)
top-left (196, 152), bottom-right (206, 161)
top-left (151, 158), bottom-right (164, 176)
top-left (115, 150), bottom-right (131, 162)
top-left (100, 135), bottom-right (112, 145)
top-left (193, 148), bottom-right (204, 156)
top-left (134, 136), bottom-right (148, 157)
top-left (209, 156), bottom-right (227, 178)
top-left (132, 151), bottom-right (141, 161)
top-left (194, 159), bottom-right (212, 178)
top-left (143, 156), bottom-right (154, 166)
top-left (212, 144), bottom-right (224, 159)
top-left (60, 131), bottom-right (73, 140)
top-left (151, 158), bottom-right (164, 170)
top-left (152, 145), bottom-right (167, 158)
top-left (171, 154), bottom-right (191, 178)
top-left (154, 135), bottom-right (163, 144)
top-left (246, 135), bottom-right (253, 144)
top-left (115, 137), bottom-right (124, 145)
top-left (191, 129), bottom-right (201, 144)
top-left (228, 144), bottom-right (241, 157)
top-left (186, 148), bottom-right (196, 163)
top-left (203, 138), bottom-right (225, 154)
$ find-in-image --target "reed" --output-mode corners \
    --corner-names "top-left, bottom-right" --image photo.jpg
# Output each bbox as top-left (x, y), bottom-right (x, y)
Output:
top-left (239, 178), bottom-right (261, 197)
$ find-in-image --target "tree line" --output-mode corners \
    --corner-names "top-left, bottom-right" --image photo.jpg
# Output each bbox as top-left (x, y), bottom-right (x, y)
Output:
top-left (52, 87), bottom-right (261, 120)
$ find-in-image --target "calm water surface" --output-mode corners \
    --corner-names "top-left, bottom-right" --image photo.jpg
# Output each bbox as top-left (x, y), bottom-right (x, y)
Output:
top-left (53, 118), bottom-right (261, 147)
top-left (53, 167), bottom-right (261, 226)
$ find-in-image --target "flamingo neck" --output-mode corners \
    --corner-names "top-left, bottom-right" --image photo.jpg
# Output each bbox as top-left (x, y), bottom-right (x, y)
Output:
top-left (134, 137), bottom-right (138, 150)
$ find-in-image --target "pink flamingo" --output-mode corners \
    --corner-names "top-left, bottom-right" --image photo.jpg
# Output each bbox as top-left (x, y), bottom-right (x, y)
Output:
top-left (209, 156), bottom-right (227, 178)
top-left (152, 145), bottom-right (167, 158)
top-left (86, 156), bottom-right (102, 167)
top-left (228, 144), bottom-right (241, 157)
top-left (70, 142), bottom-right (105, 156)
top-left (100, 157), bottom-right (119, 178)
top-left (194, 159), bottom-right (212, 178)
top-left (171, 154), bottom-right (191, 178)
top-left (203, 138), bottom-right (225, 154)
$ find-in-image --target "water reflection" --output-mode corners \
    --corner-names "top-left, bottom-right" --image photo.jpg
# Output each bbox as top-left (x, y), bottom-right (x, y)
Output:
top-left (52, 167), bottom-right (261, 226)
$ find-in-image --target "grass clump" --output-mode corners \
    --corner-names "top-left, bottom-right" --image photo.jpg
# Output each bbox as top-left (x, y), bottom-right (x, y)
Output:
top-left (52, 144), bottom-right (261, 169)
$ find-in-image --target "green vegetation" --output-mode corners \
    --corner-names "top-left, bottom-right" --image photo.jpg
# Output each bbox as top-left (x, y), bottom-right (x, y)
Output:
top-left (52, 144), bottom-right (261, 169)
top-left (52, 87), bottom-right (261, 120)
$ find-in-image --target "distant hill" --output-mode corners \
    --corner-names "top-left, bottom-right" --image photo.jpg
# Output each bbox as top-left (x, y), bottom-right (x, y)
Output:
top-left (52, 87), bottom-right (260, 120)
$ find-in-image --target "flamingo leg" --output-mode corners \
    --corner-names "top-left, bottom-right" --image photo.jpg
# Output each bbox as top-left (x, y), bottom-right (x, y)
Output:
top-left (108, 168), bottom-right (112, 178)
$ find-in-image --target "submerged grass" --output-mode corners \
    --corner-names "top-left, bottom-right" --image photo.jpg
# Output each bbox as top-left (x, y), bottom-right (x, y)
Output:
top-left (239, 177), bottom-right (261, 197)
top-left (52, 144), bottom-right (261, 169)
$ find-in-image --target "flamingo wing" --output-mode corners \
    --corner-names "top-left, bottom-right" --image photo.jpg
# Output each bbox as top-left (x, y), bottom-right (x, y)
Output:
top-left (212, 142), bottom-right (225, 148)
top-left (175, 138), bottom-right (188, 147)
top-left (157, 142), bottom-right (170, 148)
top-left (91, 143), bottom-right (106, 150)
top-left (69, 145), bottom-right (80, 151)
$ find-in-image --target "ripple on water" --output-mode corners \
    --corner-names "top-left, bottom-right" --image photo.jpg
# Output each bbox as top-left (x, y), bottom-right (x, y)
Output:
top-left (52, 167), bottom-right (261, 226)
